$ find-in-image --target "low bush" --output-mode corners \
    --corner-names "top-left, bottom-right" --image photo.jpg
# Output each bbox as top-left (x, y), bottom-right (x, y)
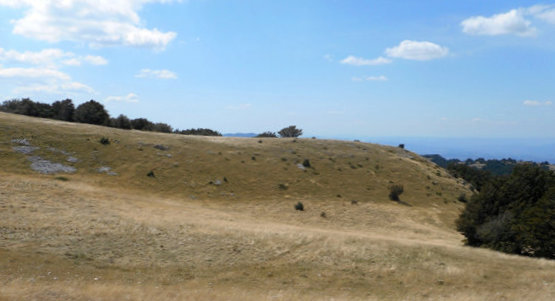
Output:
top-left (294, 202), bottom-right (304, 211)
top-left (99, 137), bottom-right (110, 145)
top-left (389, 184), bottom-right (404, 201)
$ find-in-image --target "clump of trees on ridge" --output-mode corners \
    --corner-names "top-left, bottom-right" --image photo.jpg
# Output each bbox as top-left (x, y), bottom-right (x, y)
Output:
top-left (0, 98), bottom-right (222, 136)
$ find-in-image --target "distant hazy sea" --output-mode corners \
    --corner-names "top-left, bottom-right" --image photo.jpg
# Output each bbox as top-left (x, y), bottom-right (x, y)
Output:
top-left (363, 137), bottom-right (555, 163)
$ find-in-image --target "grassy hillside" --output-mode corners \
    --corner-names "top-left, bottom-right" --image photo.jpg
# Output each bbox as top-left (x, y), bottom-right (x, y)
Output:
top-left (1, 112), bottom-right (553, 300)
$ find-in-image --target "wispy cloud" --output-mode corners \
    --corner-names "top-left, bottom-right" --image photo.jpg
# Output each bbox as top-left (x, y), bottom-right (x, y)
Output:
top-left (135, 69), bottom-right (177, 79)
top-left (352, 75), bottom-right (388, 81)
top-left (385, 40), bottom-right (449, 61)
top-left (105, 93), bottom-right (139, 103)
top-left (226, 103), bottom-right (252, 110)
top-left (0, 0), bottom-right (180, 50)
top-left (523, 100), bottom-right (552, 106)
top-left (0, 47), bottom-right (108, 67)
top-left (341, 56), bottom-right (392, 66)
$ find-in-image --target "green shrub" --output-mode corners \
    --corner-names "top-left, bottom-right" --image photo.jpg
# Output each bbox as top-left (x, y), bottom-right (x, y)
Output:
top-left (388, 184), bottom-right (404, 201)
top-left (99, 137), bottom-right (110, 145)
top-left (294, 202), bottom-right (304, 211)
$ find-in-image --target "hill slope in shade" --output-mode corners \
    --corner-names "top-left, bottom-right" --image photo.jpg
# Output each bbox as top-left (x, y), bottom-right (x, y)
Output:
top-left (0, 112), bottom-right (553, 301)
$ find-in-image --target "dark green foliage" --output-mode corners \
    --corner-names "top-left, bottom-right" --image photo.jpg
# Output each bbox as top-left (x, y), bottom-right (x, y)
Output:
top-left (388, 184), bottom-right (404, 201)
top-left (302, 159), bottom-right (311, 168)
top-left (153, 122), bottom-right (173, 133)
top-left (294, 202), bottom-right (304, 211)
top-left (51, 99), bottom-right (75, 121)
top-left (111, 114), bottom-right (132, 129)
top-left (256, 131), bottom-right (278, 138)
top-left (456, 164), bottom-right (555, 258)
top-left (278, 183), bottom-right (288, 190)
top-left (174, 128), bottom-right (222, 136)
top-left (458, 193), bottom-right (468, 203)
top-left (99, 137), bottom-right (110, 145)
top-left (278, 125), bottom-right (303, 138)
top-left (0, 98), bottom-right (53, 118)
top-left (447, 163), bottom-right (492, 191)
top-left (398, 144), bottom-right (405, 149)
top-left (74, 100), bottom-right (109, 125)
top-left (147, 171), bottom-right (155, 178)
top-left (130, 118), bottom-right (154, 131)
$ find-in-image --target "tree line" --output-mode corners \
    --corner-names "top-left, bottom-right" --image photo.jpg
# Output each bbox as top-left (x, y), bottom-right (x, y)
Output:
top-left (0, 98), bottom-right (222, 136)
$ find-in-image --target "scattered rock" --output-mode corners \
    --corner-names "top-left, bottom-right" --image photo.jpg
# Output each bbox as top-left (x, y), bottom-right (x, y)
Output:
top-left (98, 166), bottom-right (111, 173)
top-left (154, 144), bottom-right (169, 151)
top-left (47, 147), bottom-right (70, 155)
top-left (28, 156), bottom-right (76, 174)
top-left (12, 146), bottom-right (39, 154)
top-left (11, 138), bottom-right (30, 146)
top-left (67, 156), bottom-right (79, 163)
top-left (296, 163), bottom-right (305, 170)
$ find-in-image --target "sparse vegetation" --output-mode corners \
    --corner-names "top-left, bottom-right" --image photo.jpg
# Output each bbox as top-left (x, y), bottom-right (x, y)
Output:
top-left (255, 131), bottom-right (278, 138)
top-left (294, 201), bottom-right (304, 211)
top-left (147, 171), bottom-right (155, 178)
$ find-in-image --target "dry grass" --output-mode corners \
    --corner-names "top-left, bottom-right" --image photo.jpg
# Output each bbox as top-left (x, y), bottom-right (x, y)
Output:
top-left (1, 112), bottom-right (554, 300)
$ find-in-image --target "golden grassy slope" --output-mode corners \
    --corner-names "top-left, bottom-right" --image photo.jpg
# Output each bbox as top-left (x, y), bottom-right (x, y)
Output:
top-left (0, 112), bottom-right (553, 300)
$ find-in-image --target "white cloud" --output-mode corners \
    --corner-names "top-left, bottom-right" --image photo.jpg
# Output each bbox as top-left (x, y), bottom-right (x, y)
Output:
top-left (84, 55), bottom-right (108, 65)
top-left (0, 66), bottom-right (70, 80)
top-left (135, 68), bottom-right (177, 79)
top-left (528, 4), bottom-right (555, 24)
top-left (385, 40), bottom-right (449, 61)
top-left (523, 100), bottom-right (552, 106)
top-left (0, 48), bottom-right (72, 66)
top-left (352, 75), bottom-right (388, 81)
top-left (14, 81), bottom-right (95, 94)
top-left (105, 93), bottom-right (139, 103)
top-left (461, 9), bottom-right (536, 37)
top-left (0, 47), bottom-right (108, 67)
top-left (0, 52), bottom-right (99, 96)
top-left (0, 0), bottom-right (179, 50)
top-left (341, 56), bottom-right (392, 66)
top-left (62, 58), bottom-right (82, 66)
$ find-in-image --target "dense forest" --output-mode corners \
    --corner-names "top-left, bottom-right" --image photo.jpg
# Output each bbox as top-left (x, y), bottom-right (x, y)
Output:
top-left (426, 154), bottom-right (555, 259)
top-left (456, 164), bottom-right (554, 259)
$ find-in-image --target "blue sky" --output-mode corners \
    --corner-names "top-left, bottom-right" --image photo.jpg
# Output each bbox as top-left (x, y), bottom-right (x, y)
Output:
top-left (1, 0), bottom-right (554, 139)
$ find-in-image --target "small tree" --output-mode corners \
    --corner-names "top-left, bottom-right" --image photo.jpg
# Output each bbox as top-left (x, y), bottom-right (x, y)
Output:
top-left (389, 184), bottom-right (404, 201)
top-left (278, 125), bottom-right (303, 138)
top-left (256, 131), bottom-right (278, 138)
top-left (74, 100), bottom-right (109, 125)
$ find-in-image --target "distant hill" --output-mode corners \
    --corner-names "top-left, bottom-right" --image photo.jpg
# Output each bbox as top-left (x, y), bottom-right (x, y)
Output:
top-left (223, 132), bottom-right (257, 138)
top-left (424, 154), bottom-right (551, 176)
